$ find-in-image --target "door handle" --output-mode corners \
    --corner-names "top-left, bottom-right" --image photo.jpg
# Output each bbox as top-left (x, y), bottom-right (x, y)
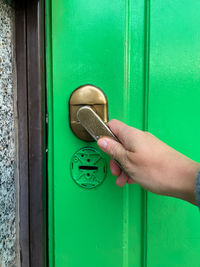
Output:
top-left (77, 105), bottom-right (130, 177)
top-left (77, 105), bottom-right (118, 142)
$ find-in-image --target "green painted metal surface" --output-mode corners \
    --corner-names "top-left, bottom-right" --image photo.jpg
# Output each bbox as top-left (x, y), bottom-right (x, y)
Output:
top-left (71, 147), bottom-right (106, 189)
top-left (46, 0), bottom-right (200, 266)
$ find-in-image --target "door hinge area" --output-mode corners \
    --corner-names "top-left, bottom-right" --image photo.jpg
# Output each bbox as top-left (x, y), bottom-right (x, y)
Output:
top-left (45, 113), bottom-right (48, 154)
top-left (46, 113), bottom-right (48, 125)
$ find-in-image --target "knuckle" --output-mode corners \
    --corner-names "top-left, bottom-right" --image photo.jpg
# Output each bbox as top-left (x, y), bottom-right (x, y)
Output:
top-left (105, 141), bottom-right (115, 157)
top-left (124, 151), bottom-right (135, 167)
top-left (125, 151), bottom-right (138, 168)
top-left (108, 142), bottom-right (122, 161)
top-left (126, 151), bottom-right (133, 163)
top-left (144, 131), bottom-right (153, 137)
top-left (107, 119), bottom-right (117, 128)
top-left (116, 147), bottom-right (127, 167)
top-left (109, 143), bottom-right (119, 158)
top-left (109, 119), bottom-right (118, 124)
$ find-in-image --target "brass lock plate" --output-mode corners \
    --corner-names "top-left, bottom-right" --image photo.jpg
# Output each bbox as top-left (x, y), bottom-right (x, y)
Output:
top-left (69, 85), bottom-right (108, 141)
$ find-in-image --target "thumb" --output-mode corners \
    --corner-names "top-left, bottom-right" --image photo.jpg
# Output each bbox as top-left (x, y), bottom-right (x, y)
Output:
top-left (97, 137), bottom-right (127, 166)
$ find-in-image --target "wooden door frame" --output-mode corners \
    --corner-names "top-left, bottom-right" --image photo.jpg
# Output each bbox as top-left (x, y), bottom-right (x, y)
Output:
top-left (15, 0), bottom-right (47, 266)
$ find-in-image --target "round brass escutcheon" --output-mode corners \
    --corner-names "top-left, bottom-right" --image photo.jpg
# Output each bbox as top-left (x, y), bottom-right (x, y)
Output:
top-left (69, 85), bottom-right (108, 141)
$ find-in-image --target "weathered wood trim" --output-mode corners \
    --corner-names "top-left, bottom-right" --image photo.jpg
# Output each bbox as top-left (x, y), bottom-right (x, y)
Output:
top-left (15, 0), bottom-right (47, 266)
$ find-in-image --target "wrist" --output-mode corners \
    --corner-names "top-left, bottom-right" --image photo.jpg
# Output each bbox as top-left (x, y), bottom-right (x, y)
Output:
top-left (172, 159), bottom-right (200, 205)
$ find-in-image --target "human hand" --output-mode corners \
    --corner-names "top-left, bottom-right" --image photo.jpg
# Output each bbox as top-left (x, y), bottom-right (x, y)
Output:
top-left (97, 119), bottom-right (200, 205)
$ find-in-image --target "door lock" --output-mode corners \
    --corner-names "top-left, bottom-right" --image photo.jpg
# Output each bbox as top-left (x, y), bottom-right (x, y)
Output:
top-left (69, 85), bottom-right (108, 141)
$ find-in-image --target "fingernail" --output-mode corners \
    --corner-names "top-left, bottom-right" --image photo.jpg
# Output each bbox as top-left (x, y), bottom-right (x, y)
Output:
top-left (98, 139), bottom-right (108, 150)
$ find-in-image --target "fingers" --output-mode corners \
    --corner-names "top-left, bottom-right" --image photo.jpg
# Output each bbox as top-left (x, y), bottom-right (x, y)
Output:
top-left (110, 158), bottom-right (134, 185)
top-left (97, 119), bottom-right (138, 187)
top-left (110, 158), bottom-right (121, 176)
top-left (116, 172), bottom-right (128, 187)
top-left (107, 119), bottom-right (127, 140)
top-left (127, 177), bottom-right (135, 184)
top-left (107, 119), bottom-right (141, 150)
top-left (116, 175), bottom-right (135, 186)
top-left (97, 137), bottom-right (127, 165)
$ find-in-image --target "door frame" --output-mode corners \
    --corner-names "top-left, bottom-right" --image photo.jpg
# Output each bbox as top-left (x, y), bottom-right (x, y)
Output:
top-left (15, 0), bottom-right (47, 266)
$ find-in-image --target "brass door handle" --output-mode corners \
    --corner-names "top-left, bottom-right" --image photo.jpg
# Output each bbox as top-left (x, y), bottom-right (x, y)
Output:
top-left (77, 106), bottom-right (130, 177)
top-left (77, 106), bottom-right (118, 142)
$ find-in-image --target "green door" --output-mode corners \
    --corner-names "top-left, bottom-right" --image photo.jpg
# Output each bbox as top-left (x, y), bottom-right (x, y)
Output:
top-left (46, 0), bottom-right (200, 266)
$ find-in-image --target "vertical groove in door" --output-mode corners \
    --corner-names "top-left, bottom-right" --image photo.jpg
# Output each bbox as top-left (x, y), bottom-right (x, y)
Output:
top-left (123, 0), bottom-right (131, 266)
top-left (124, 0), bottom-right (131, 122)
top-left (46, 0), bottom-right (55, 265)
top-left (142, 0), bottom-right (151, 266)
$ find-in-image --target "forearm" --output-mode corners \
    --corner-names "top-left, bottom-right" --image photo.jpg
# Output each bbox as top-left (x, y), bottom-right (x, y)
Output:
top-left (168, 157), bottom-right (200, 205)
top-left (195, 169), bottom-right (200, 207)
